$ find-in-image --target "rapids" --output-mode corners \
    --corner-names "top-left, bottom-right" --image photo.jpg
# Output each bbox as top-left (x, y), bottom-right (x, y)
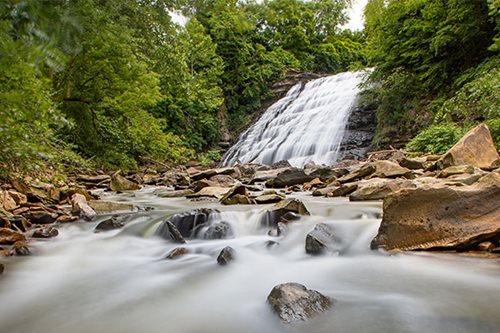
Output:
top-left (0, 188), bottom-right (499, 333)
top-left (223, 71), bottom-right (367, 167)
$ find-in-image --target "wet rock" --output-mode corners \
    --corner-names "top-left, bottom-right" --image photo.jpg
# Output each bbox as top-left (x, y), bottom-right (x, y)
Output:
top-left (156, 221), bottom-right (186, 243)
top-left (337, 164), bottom-right (376, 184)
top-left (262, 199), bottom-right (309, 227)
top-left (0, 228), bottom-right (26, 244)
top-left (88, 200), bottom-right (135, 213)
top-left (305, 223), bottom-right (336, 255)
top-left (303, 178), bottom-right (324, 191)
top-left (270, 160), bottom-right (292, 169)
top-left (32, 227), bottom-right (59, 238)
top-left (204, 222), bottom-right (233, 240)
top-left (110, 173), bottom-right (141, 192)
top-left (0, 263), bottom-right (3, 274)
top-left (267, 283), bottom-right (333, 324)
top-left (165, 247), bottom-right (189, 259)
top-left (158, 208), bottom-right (217, 239)
top-left (349, 179), bottom-right (415, 201)
top-left (221, 184), bottom-right (254, 205)
top-left (279, 212), bottom-right (301, 224)
top-left (437, 165), bottom-right (475, 178)
top-left (266, 168), bottom-right (315, 188)
top-left (94, 215), bottom-right (130, 232)
top-left (307, 167), bottom-right (348, 182)
top-left (371, 173), bottom-right (500, 251)
top-left (13, 241), bottom-right (31, 256)
top-left (370, 160), bottom-right (414, 179)
top-left (22, 210), bottom-right (58, 224)
top-left (437, 123), bottom-right (499, 169)
top-left (57, 215), bottom-right (79, 223)
top-left (217, 246), bottom-right (235, 266)
top-left (209, 175), bottom-right (236, 188)
top-left (71, 193), bottom-right (96, 221)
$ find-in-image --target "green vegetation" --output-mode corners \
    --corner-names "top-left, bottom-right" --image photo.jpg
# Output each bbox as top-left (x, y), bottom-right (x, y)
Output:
top-left (364, 0), bottom-right (500, 152)
top-left (0, 0), bottom-right (364, 175)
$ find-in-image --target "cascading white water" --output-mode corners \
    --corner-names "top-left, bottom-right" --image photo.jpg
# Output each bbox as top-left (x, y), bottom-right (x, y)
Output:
top-left (223, 71), bottom-right (367, 167)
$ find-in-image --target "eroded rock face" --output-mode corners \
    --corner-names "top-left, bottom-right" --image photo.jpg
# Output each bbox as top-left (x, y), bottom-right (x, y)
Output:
top-left (267, 283), bottom-right (333, 324)
top-left (371, 173), bottom-right (500, 251)
top-left (437, 123), bottom-right (499, 169)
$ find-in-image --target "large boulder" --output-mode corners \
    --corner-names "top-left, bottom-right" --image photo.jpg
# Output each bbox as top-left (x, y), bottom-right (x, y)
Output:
top-left (267, 283), bottom-right (333, 324)
top-left (437, 123), bottom-right (499, 169)
top-left (369, 160), bottom-right (413, 179)
top-left (155, 221), bottom-right (186, 243)
top-left (371, 173), bottom-right (500, 251)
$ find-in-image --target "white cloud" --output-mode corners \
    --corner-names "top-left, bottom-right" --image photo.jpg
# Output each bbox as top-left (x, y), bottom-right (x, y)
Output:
top-left (342, 0), bottom-right (368, 31)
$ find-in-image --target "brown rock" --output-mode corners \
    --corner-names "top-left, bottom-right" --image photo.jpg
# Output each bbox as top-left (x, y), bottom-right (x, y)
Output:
top-left (327, 183), bottom-right (359, 197)
top-left (187, 186), bottom-right (230, 199)
top-left (7, 191), bottom-right (27, 206)
top-left (87, 200), bottom-right (135, 213)
top-left (437, 165), bottom-right (475, 178)
top-left (0, 190), bottom-right (17, 211)
top-left (337, 164), bottom-right (376, 184)
top-left (23, 210), bottom-right (58, 224)
top-left (0, 228), bottom-right (26, 244)
top-left (57, 215), bottom-right (79, 223)
top-left (221, 184), bottom-right (254, 205)
top-left (399, 157), bottom-right (427, 170)
top-left (437, 123), bottom-right (499, 169)
top-left (370, 160), bottom-right (413, 179)
top-left (371, 173), bottom-right (500, 251)
top-left (110, 173), bottom-right (141, 192)
top-left (477, 241), bottom-right (495, 252)
top-left (165, 247), bottom-right (189, 259)
top-left (13, 241), bottom-right (31, 256)
top-left (303, 178), bottom-right (324, 191)
top-left (349, 179), bottom-right (415, 201)
top-left (32, 227), bottom-right (59, 238)
top-left (155, 189), bottom-right (195, 198)
top-left (255, 193), bottom-right (286, 204)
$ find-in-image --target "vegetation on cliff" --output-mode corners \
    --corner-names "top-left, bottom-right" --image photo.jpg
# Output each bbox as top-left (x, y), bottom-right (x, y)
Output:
top-left (363, 0), bottom-right (499, 151)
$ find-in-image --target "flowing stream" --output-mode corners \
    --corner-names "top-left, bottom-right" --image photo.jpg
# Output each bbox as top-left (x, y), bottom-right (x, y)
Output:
top-left (223, 71), bottom-right (367, 167)
top-left (1, 188), bottom-right (500, 333)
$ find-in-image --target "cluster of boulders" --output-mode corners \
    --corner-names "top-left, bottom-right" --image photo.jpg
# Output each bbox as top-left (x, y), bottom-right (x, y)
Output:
top-left (0, 172), bottom-right (138, 260)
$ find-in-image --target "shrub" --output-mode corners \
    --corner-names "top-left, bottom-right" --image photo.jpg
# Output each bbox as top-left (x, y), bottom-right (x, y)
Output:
top-left (407, 124), bottom-right (466, 154)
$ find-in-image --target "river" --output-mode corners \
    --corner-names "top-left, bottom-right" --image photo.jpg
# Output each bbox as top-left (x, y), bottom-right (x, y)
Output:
top-left (1, 187), bottom-right (499, 333)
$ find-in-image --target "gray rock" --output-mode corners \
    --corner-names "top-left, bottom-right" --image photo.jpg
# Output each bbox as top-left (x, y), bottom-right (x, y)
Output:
top-left (157, 209), bottom-right (218, 239)
top-left (204, 221), bottom-right (233, 240)
top-left (217, 246), bottom-right (235, 265)
top-left (305, 223), bottom-right (335, 255)
top-left (267, 282), bottom-right (333, 324)
top-left (156, 221), bottom-right (186, 244)
top-left (266, 168), bottom-right (315, 188)
top-left (94, 215), bottom-right (131, 232)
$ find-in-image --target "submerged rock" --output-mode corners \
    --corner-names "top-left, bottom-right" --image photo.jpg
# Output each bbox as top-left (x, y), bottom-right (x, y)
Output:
top-left (156, 221), bottom-right (186, 244)
top-left (305, 223), bottom-right (336, 255)
top-left (165, 247), bottom-right (189, 259)
top-left (217, 246), bottom-right (235, 266)
top-left (371, 173), bottom-right (500, 251)
top-left (94, 215), bottom-right (131, 232)
top-left (267, 283), bottom-right (333, 324)
top-left (204, 221), bottom-right (233, 240)
top-left (157, 208), bottom-right (217, 239)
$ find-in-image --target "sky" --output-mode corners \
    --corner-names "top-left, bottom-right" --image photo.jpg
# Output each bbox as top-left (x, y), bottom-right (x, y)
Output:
top-left (171, 0), bottom-right (369, 31)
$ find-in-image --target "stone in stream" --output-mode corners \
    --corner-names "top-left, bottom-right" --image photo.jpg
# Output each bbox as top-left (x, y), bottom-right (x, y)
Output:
top-left (32, 227), bottom-right (59, 238)
top-left (13, 241), bottom-right (31, 256)
top-left (94, 215), bottom-right (131, 232)
top-left (165, 247), bottom-right (189, 259)
top-left (23, 210), bottom-right (58, 224)
top-left (204, 221), bottom-right (233, 240)
top-left (267, 283), bottom-right (333, 324)
top-left (0, 228), bottom-right (26, 244)
top-left (156, 221), bottom-right (186, 244)
top-left (0, 263), bottom-right (4, 274)
top-left (217, 246), bottom-right (235, 266)
top-left (71, 193), bottom-right (97, 221)
top-left (305, 223), bottom-right (336, 255)
top-left (262, 199), bottom-right (310, 227)
top-left (220, 184), bottom-right (254, 205)
top-left (157, 208), bottom-right (218, 239)
top-left (371, 172), bottom-right (500, 251)
top-left (265, 168), bottom-right (315, 188)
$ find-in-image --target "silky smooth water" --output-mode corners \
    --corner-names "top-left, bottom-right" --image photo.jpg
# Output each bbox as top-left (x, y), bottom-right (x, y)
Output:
top-left (223, 71), bottom-right (367, 167)
top-left (1, 188), bottom-right (499, 333)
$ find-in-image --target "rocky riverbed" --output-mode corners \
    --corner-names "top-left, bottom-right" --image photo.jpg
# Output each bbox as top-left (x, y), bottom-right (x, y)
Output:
top-left (0, 123), bottom-right (499, 332)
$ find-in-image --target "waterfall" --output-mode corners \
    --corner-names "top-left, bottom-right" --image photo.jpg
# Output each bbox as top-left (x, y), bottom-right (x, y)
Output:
top-left (222, 71), bottom-right (367, 167)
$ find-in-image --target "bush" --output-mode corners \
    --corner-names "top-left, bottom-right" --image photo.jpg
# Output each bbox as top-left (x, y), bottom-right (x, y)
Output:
top-left (485, 119), bottom-right (500, 150)
top-left (407, 124), bottom-right (466, 154)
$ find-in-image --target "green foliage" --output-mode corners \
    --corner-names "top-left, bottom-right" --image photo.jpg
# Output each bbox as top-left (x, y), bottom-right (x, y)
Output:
top-left (406, 124), bottom-right (466, 154)
top-left (485, 119), bottom-right (500, 149)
